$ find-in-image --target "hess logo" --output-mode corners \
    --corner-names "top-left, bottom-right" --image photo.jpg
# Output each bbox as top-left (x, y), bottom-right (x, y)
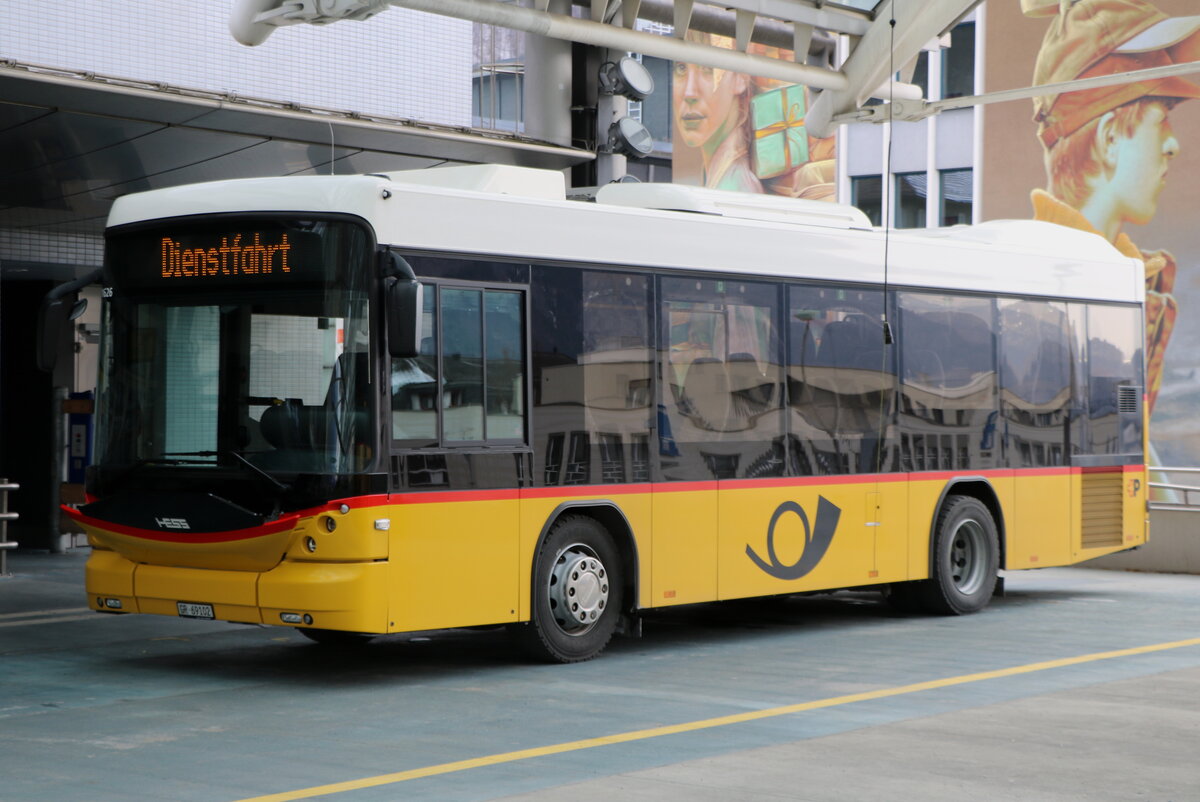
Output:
top-left (154, 517), bottom-right (191, 530)
top-left (746, 497), bottom-right (842, 580)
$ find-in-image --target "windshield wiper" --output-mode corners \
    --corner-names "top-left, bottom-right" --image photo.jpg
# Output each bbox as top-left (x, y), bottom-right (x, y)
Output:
top-left (224, 450), bottom-right (290, 493)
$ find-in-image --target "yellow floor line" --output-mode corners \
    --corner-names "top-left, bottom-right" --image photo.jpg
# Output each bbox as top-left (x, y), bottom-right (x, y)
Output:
top-left (237, 636), bottom-right (1200, 802)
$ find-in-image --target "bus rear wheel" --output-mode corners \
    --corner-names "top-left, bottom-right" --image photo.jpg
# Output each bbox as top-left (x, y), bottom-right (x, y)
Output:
top-left (918, 495), bottom-right (999, 615)
top-left (512, 515), bottom-right (623, 663)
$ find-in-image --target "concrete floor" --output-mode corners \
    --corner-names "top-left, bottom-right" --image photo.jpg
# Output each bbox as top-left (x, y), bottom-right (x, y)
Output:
top-left (3, 550), bottom-right (1200, 801)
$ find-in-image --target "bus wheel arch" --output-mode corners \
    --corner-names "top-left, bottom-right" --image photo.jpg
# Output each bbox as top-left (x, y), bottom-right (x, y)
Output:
top-left (928, 479), bottom-right (1006, 573)
top-left (922, 483), bottom-right (1002, 615)
top-left (513, 503), bottom-right (638, 663)
top-left (889, 479), bottom-right (1004, 616)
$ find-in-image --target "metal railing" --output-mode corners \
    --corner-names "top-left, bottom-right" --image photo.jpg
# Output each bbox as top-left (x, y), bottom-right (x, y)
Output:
top-left (0, 479), bottom-right (18, 576)
top-left (1149, 466), bottom-right (1200, 512)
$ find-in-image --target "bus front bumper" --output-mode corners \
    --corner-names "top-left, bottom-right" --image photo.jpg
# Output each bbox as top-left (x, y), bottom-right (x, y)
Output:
top-left (86, 548), bottom-right (389, 634)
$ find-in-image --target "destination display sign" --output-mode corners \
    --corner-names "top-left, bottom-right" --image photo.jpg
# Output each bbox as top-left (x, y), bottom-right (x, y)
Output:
top-left (159, 231), bottom-right (294, 280)
top-left (106, 218), bottom-right (369, 294)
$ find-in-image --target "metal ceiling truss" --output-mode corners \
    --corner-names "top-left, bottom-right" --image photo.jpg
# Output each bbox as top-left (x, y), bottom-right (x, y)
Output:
top-left (230, 0), bottom-right (1200, 139)
top-left (230, 0), bottom-right (938, 131)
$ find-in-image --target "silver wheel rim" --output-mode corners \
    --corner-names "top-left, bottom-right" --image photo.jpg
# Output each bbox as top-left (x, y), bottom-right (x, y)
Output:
top-left (949, 518), bottom-right (988, 596)
top-left (547, 543), bottom-right (610, 637)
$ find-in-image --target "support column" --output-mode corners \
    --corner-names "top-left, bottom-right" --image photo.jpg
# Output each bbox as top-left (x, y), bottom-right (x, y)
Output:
top-left (523, 0), bottom-right (573, 147)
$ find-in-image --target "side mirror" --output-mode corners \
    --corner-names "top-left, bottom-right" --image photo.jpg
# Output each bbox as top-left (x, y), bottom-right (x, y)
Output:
top-left (37, 270), bottom-right (101, 373)
top-left (387, 278), bottom-right (423, 359)
top-left (37, 296), bottom-right (70, 373)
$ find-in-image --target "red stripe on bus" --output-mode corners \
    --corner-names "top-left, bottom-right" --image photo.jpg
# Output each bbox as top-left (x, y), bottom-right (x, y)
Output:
top-left (520, 484), bottom-right (653, 500)
top-left (727, 474), bottom-right (911, 490)
top-left (60, 505), bottom-right (301, 543)
top-left (72, 462), bottom-right (1142, 538)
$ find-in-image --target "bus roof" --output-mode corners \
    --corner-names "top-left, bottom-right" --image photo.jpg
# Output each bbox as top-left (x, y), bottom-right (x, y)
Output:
top-left (107, 165), bottom-right (1144, 304)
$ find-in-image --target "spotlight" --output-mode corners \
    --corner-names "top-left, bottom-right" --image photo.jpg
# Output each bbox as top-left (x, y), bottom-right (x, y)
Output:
top-left (599, 57), bottom-right (655, 101)
top-left (608, 117), bottom-right (655, 159)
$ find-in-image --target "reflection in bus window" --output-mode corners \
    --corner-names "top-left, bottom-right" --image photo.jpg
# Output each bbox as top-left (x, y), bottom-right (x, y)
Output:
top-left (390, 282), bottom-right (525, 446)
top-left (660, 277), bottom-right (782, 481)
top-left (787, 286), bottom-right (893, 475)
top-left (1086, 304), bottom-right (1144, 456)
top-left (898, 293), bottom-right (997, 471)
top-left (391, 289), bottom-right (438, 443)
top-left (999, 299), bottom-right (1070, 467)
top-left (533, 269), bottom-right (652, 486)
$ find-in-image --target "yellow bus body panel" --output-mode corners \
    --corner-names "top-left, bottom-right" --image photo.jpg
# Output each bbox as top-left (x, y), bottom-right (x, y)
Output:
top-left (85, 547), bottom-right (139, 613)
top-left (717, 479), bottom-right (909, 600)
top-left (136, 564), bottom-right (261, 623)
top-left (260, 560), bottom-right (388, 632)
top-left (80, 463), bottom-right (1148, 635)
top-left (1008, 471), bottom-right (1073, 569)
top-left (386, 497), bottom-right (520, 633)
top-left (651, 487), bottom-right (718, 606)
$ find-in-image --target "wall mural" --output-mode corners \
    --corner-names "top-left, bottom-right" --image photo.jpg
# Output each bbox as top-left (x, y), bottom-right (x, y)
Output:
top-left (984, 0), bottom-right (1200, 467)
top-left (671, 33), bottom-right (837, 200)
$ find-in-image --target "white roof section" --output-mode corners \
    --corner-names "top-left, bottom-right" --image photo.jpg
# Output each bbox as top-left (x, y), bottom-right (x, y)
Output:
top-left (106, 165), bottom-right (1143, 305)
top-left (596, 183), bottom-right (873, 230)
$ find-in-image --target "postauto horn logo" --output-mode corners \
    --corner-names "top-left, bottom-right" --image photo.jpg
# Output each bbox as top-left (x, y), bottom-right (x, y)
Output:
top-left (746, 497), bottom-right (841, 580)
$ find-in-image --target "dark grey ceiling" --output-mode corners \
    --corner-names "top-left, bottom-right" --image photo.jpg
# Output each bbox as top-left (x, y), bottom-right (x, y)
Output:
top-left (0, 67), bottom-right (591, 281)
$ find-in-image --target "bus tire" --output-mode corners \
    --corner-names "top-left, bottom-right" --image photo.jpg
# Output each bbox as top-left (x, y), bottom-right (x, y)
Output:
top-left (919, 495), bottom-right (999, 615)
top-left (298, 628), bottom-right (375, 647)
top-left (512, 515), bottom-right (623, 663)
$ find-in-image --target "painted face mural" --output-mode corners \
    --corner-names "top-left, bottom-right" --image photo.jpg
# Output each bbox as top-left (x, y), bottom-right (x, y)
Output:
top-left (670, 34), bottom-right (837, 200)
top-left (985, 0), bottom-right (1200, 468)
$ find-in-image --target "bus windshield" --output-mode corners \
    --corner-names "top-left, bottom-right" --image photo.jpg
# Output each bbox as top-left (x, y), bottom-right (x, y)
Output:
top-left (95, 218), bottom-right (375, 477)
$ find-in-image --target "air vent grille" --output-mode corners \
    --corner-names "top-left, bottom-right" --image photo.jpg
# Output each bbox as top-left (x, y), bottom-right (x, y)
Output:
top-left (1117, 385), bottom-right (1141, 414)
top-left (1081, 470), bottom-right (1124, 549)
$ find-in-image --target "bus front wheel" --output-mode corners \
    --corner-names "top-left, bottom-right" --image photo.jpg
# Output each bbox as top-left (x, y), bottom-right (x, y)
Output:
top-left (919, 495), bottom-right (999, 615)
top-left (512, 515), bottom-right (623, 663)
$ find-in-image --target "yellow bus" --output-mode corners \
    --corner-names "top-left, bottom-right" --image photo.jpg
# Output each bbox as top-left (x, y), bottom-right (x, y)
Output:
top-left (54, 165), bottom-right (1148, 662)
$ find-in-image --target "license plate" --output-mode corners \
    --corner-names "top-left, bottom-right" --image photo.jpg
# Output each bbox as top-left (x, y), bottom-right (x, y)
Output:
top-left (177, 602), bottom-right (215, 619)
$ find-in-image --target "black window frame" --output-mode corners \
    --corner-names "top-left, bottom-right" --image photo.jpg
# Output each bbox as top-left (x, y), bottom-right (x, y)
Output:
top-left (389, 273), bottom-right (531, 451)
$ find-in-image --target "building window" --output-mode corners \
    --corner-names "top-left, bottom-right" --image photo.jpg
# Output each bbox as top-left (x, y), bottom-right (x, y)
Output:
top-left (940, 168), bottom-right (973, 226)
top-left (851, 175), bottom-right (882, 226)
top-left (910, 50), bottom-right (930, 99)
top-left (942, 22), bottom-right (975, 100)
top-left (894, 172), bottom-right (927, 229)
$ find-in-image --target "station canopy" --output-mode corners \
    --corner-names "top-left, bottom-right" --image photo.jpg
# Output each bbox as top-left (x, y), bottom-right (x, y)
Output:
top-left (229, 0), bottom-right (987, 136)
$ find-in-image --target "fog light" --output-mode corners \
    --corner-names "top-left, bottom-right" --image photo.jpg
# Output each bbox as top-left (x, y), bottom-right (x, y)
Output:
top-left (303, 614), bottom-right (313, 625)
top-left (305, 536), bottom-right (317, 552)
top-left (280, 612), bottom-right (303, 624)
top-left (324, 516), bottom-right (337, 533)
top-left (104, 598), bottom-right (122, 609)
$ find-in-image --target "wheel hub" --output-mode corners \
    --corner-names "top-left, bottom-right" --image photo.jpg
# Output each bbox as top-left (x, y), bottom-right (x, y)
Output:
top-left (950, 518), bottom-right (986, 596)
top-left (548, 545), bottom-right (610, 634)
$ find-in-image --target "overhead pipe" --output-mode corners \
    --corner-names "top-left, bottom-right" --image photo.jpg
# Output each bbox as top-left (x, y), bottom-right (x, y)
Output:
top-left (234, 0), bottom-right (852, 90)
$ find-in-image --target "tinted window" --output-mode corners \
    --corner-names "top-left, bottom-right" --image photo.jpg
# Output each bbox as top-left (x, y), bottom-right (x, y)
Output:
top-left (532, 267), bottom-right (652, 486)
top-left (389, 281), bottom-right (526, 446)
top-left (660, 276), bottom-right (783, 481)
top-left (788, 285), bottom-right (894, 475)
top-left (391, 289), bottom-right (438, 444)
top-left (1085, 304), bottom-right (1144, 456)
top-left (999, 299), bottom-right (1070, 467)
top-left (898, 292), bottom-right (998, 470)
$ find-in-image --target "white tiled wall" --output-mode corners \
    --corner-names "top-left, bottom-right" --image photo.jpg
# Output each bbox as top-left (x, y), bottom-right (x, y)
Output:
top-left (0, 0), bottom-right (473, 126)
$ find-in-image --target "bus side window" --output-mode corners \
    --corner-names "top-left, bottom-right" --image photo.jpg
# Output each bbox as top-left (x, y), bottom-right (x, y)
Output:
top-left (392, 284), bottom-right (526, 446)
top-left (391, 288), bottom-right (438, 444)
